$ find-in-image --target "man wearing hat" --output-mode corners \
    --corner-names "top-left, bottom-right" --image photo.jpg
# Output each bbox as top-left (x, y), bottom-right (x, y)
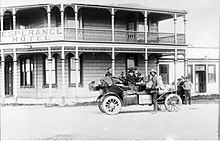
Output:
top-left (149, 69), bottom-right (161, 113)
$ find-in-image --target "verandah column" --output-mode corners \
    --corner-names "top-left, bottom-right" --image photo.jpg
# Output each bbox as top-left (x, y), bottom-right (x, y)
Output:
top-left (111, 8), bottom-right (115, 42)
top-left (184, 15), bottom-right (187, 44)
top-left (145, 48), bottom-right (148, 80)
top-left (47, 5), bottom-right (51, 28)
top-left (1, 9), bottom-right (3, 31)
top-left (111, 47), bottom-right (115, 76)
top-left (144, 11), bottom-right (148, 43)
top-left (75, 46), bottom-right (79, 103)
top-left (13, 48), bottom-right (18, 102)
top-left (1, 48), bottom-right (5, 104)
top-left (60, 4), bottom-right (64, 40)
top-left (61, 45), bottom-right (65, 104)
top-left (174, 14), bottom-right (177, 44)
top-left (12, 8), bottom-right (16, 30)
top-left (156, 58), bottom-right (159, 74)
top-left (75, 5), bottom-right (78, 41)
top-left (174, 49), bottom-right (178, 90)
top-left (48, 46), bottom-right (52, 104)
top-left (184, 48), bottom-right (188, 78)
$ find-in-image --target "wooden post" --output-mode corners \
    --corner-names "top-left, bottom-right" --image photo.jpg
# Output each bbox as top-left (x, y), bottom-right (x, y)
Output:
top-left (75, 5), bottom-right (78, 41)
top-left (75, 46), bottom-right (79, 103)
top-left (48, 46), bottom-right (52, 104)
top-left (47, 5), bottom-right (51, 28)
top-left (13, 48), bottom-right (18, 102)
top-left (184, 15), bottom-right (187, 44)
top-left (174, 14), bottom-right (177, 44)
top-left (12, 8), bottom-right (16, 30)
top-left (1, 9), bottom-right (3, 31)
top-left (145, 48), bottom-right (148, 80)
top-left (61, 45), bottom-right (65, 105)
top-left (111, 8), bottom-right (115, 42)
top-left (174, 49), bottom-right (178, 90)
top-left (156, 59), bottom-right (159, 75)
top-left (111, 47), bottom-right (115, 76)
top-left (1, 48), bottom-right (5, 104)
top-left (184, 48), bottom-right (188, 78)
top-left (144, 11), bottom-right (148, 43)
top-left (61, 4), bottom-right (64, 40)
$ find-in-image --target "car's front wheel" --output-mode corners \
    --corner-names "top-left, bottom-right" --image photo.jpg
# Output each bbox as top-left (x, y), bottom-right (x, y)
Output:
top-left (165, 94), bottom-right (182, 112)
top-left (102, 95), bottom-right (122, 115)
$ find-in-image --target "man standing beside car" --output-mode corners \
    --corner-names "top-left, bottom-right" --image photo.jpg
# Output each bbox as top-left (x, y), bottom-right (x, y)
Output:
top-left (182, 77), bottom-right (192, 105)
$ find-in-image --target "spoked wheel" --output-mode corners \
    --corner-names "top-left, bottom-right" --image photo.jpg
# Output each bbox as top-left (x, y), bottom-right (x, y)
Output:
top-left (98, 100), bottom-right (105, 113)
top-left (165, 94), bottom-right (182, 112)
top-left (102, 95), bottom-right (122, 115)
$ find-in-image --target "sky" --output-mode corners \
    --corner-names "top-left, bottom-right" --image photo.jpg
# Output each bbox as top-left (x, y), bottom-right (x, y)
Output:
top-left (1, 0), bottom-right (220, 47)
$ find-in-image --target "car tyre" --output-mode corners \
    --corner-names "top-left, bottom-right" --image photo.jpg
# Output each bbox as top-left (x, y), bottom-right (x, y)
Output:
top-left (102, 95), bottom-right (122, 115)
top-left (165, 94), bottom-right (182, 112)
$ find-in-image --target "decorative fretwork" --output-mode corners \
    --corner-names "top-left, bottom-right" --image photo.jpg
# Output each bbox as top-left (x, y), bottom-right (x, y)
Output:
top-left (177, 33), bottom-right (185, 45)
top-left (78, 28), bottom-right (112, 42)
top-left (1, 28), bottom-right (185, 45)
top-left (64, 28), bottom-right (76, 41)
top-left (148, 32), bottom-right (175, 44)
top-left (114, 30), bottom-right (145, 43)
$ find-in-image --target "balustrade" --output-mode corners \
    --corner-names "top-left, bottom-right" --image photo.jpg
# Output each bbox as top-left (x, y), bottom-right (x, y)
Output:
top-left (0, 27), bottom-right (186, 45)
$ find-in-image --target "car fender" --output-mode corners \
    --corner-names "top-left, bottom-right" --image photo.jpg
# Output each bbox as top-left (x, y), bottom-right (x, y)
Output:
top-left (102, 92), bottom-right (123, 104)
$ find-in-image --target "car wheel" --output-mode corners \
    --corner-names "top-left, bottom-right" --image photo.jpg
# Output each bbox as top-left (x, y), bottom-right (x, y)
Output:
top-left (102, 95), bottom-right (122, 115)
top-left (165, 94), bottom-right (182, 112)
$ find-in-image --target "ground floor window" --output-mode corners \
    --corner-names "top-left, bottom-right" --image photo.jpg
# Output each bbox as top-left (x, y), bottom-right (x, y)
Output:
top-left (68, 54), bottom-right (81, 86)
top-left (20, 57), bottom-right (34, 87)
top-left (208, 64), bottom-right (216, 83)
top-left (159, 64), bottom-right (169, 84)
top-left (43, 54), bottom-right (57, 86)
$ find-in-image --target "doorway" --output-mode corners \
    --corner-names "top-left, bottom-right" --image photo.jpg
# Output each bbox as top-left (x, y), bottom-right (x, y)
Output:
top-left (195, 65), bottom-right (206, 93)
top-left (5, 55), bottom-right (13, 96)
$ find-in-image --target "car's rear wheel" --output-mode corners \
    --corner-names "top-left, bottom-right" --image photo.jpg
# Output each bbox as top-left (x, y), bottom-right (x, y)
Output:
top-left (102, 95), bottom-right (122, 115)
top-left (165, 94), bottom-right (182, 112)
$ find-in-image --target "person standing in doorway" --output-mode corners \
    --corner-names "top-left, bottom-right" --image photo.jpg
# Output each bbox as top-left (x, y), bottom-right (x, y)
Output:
top-left (182, 77), bottom-right (192, 105)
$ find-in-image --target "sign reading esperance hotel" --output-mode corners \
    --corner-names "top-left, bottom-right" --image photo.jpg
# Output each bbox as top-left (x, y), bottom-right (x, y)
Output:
top-left (1, 28), bottom-right (63, 43)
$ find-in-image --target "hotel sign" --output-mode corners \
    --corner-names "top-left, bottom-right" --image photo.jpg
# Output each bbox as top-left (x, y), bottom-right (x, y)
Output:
top-left (1, 28), bottom-right (63, 43)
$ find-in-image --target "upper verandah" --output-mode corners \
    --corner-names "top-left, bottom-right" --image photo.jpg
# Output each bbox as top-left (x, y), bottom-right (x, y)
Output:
top-left (0, 2), bottom-right (187, 45)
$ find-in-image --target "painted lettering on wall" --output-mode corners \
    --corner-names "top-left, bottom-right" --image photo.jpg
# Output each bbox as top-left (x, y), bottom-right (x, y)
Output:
top-left (1, 28), bottom-right (62, 43)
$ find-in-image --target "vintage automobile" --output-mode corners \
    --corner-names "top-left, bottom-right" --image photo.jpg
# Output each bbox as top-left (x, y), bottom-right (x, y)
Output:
top-left (89, 76), bottom-right (182, 115)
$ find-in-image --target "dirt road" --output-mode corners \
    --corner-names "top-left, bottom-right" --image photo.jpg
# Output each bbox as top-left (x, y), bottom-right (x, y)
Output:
top-left (1, 104), bottom-right (218, 140)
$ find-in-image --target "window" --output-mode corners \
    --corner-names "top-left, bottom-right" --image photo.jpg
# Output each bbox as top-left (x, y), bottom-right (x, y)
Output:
top-left (68, 55), bottom-right (80, 86)
top-left (187, 65), bottom-right (193, 83)
top-left (20, 57), bottom-right (33, 87)
top-left (208, 65), bottom-right (216, 83)
top-left (159, 64), bottom-right (169, 84)
top-left (43, 55), bottom-right (57, 86)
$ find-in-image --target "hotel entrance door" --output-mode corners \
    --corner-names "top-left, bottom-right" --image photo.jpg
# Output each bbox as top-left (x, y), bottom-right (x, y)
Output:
top-left (195, 65), bottom-right (206, 93)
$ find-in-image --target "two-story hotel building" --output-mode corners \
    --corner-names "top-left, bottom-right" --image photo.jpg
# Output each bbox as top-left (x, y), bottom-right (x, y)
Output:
top-left (0, 2), bottom-right (218, 104)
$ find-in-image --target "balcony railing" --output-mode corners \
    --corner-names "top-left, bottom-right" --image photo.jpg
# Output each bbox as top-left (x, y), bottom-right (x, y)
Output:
top-left (1, 27), bottom-right (186, 45)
